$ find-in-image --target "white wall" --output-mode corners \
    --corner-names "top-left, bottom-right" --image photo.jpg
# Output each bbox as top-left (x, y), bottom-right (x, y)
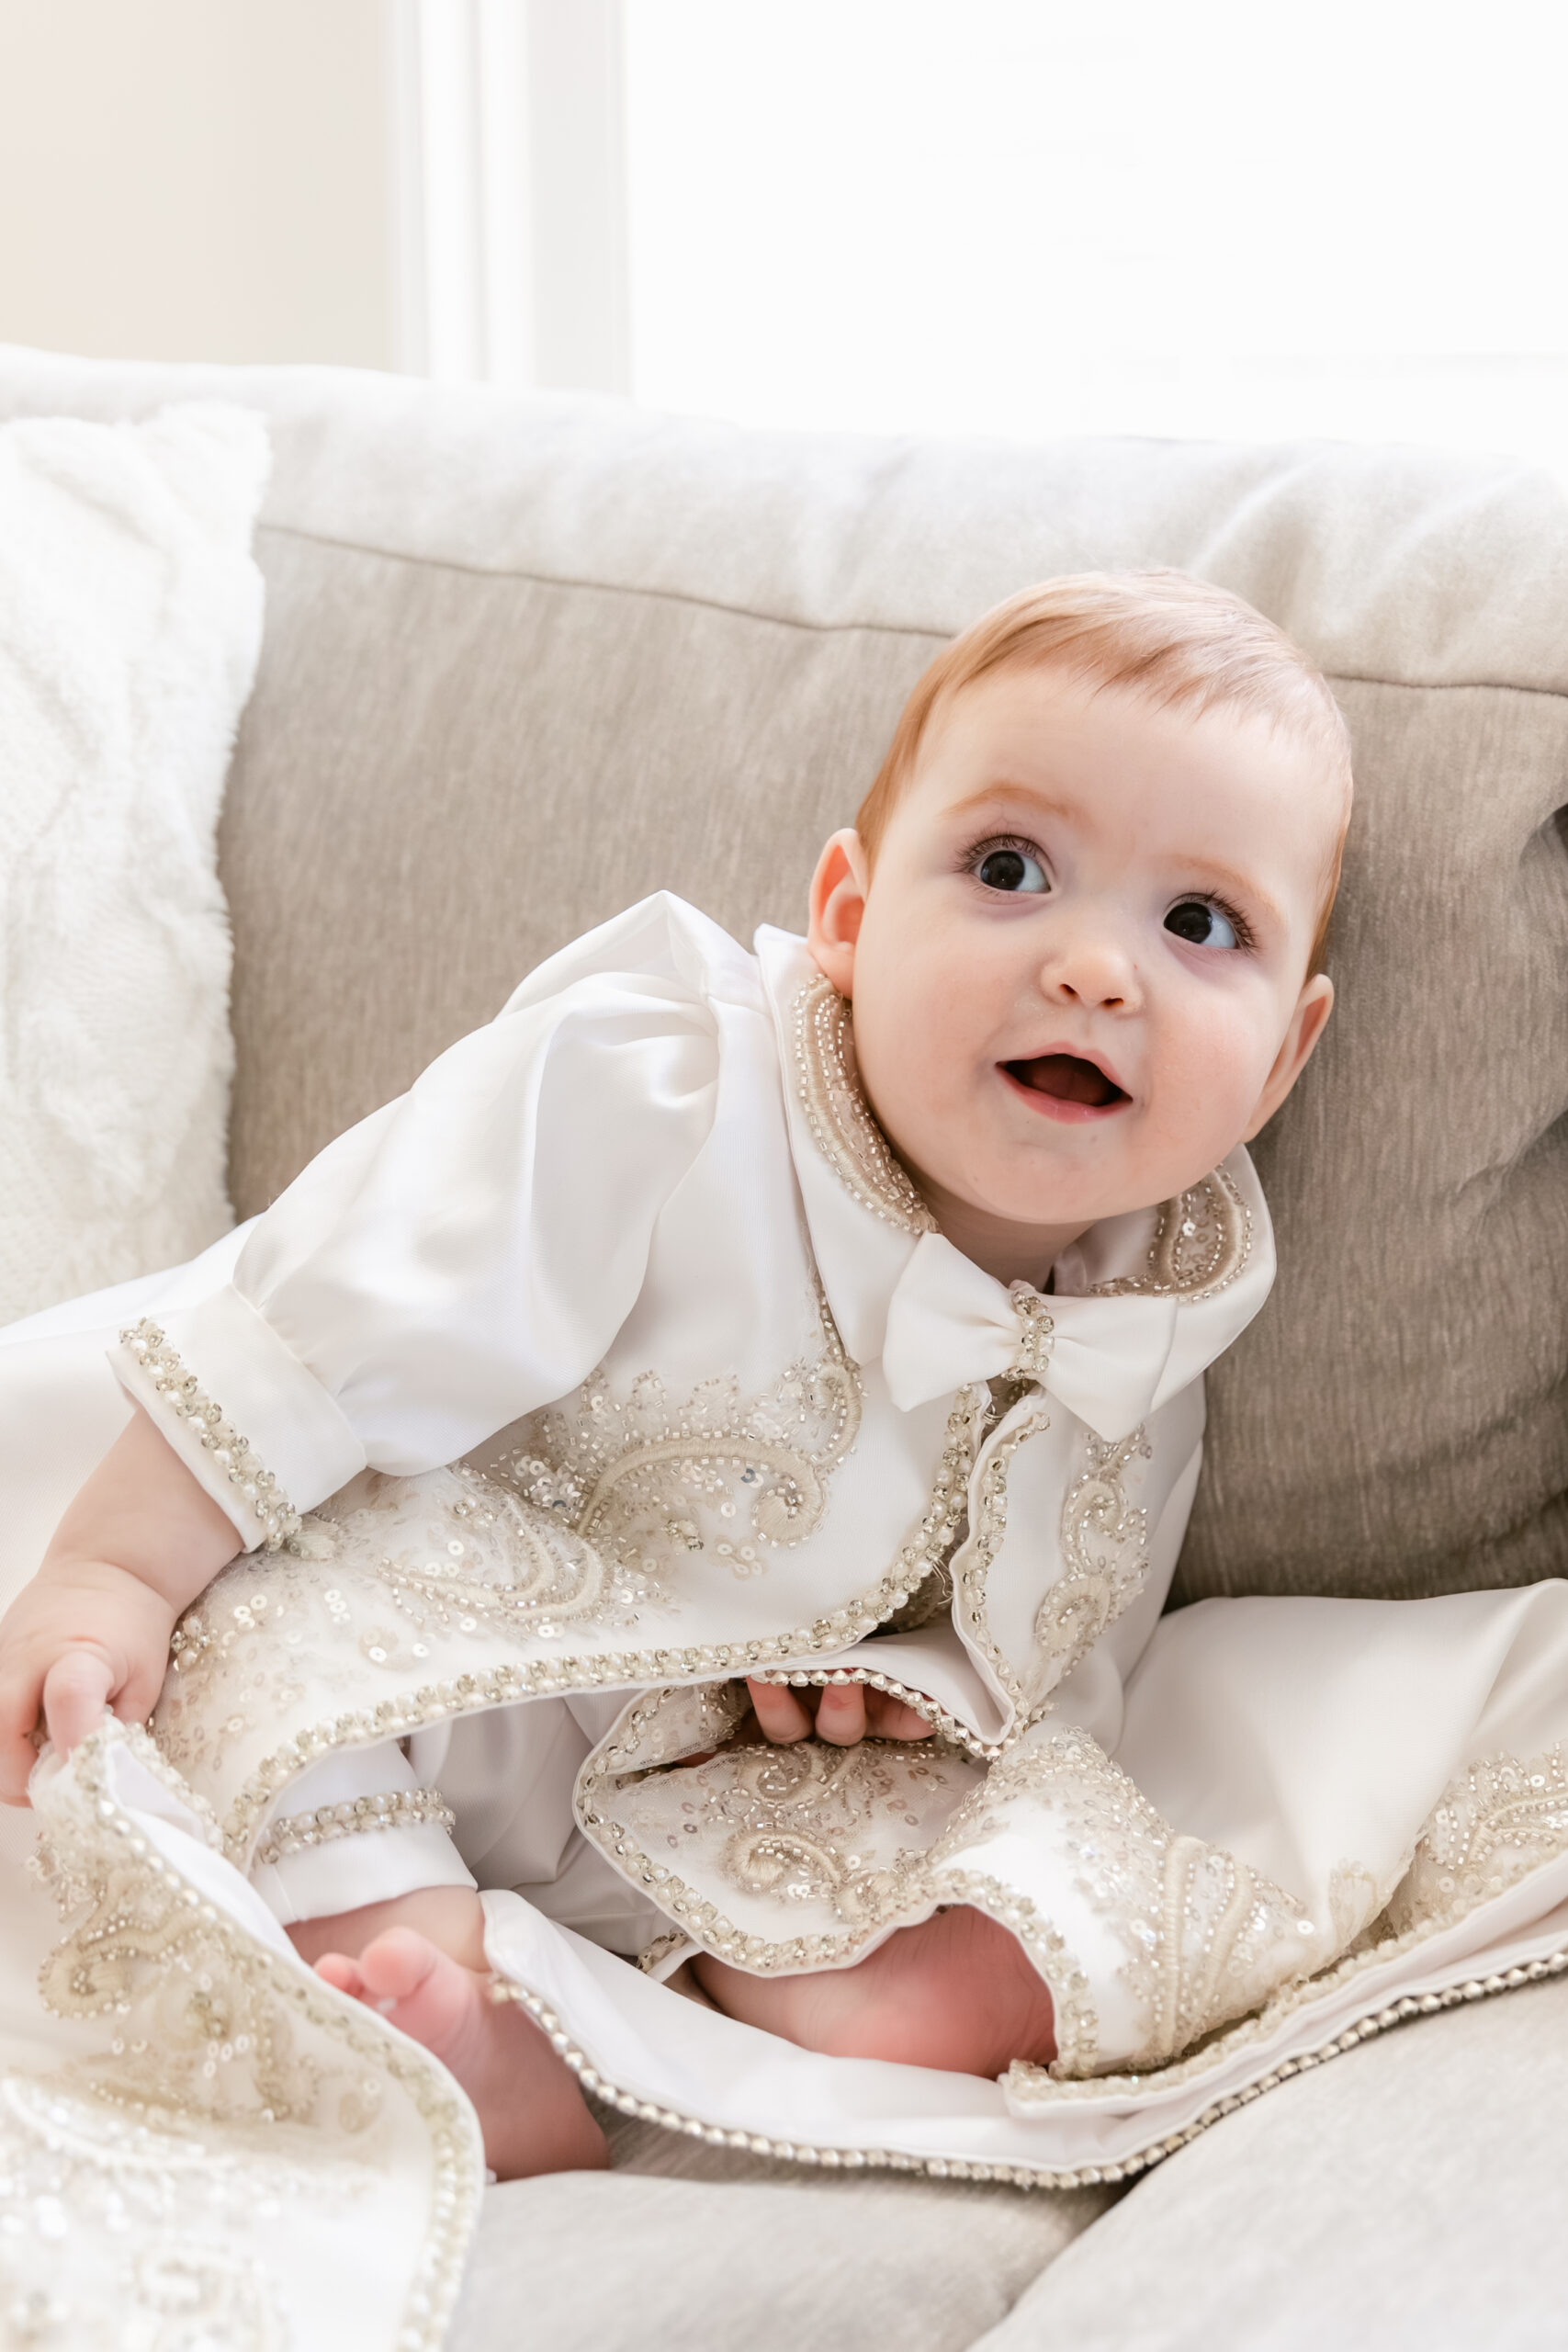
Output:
top-left (0, 0), bottom-right (394, 367)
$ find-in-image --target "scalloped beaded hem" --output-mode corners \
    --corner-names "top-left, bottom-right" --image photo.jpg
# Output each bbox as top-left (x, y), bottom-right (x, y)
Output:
top-left (120, 1318), bottom-right (301, 1553)
top-left (489, 1951), bottom-right (1568, 2189)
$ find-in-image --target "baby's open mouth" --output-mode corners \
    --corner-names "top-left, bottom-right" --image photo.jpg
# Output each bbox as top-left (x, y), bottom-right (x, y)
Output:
top-left (1003, 1053), bottom-right (1130, 1110)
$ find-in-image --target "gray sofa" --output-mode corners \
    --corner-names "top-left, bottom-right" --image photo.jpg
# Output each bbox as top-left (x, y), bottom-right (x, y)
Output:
top-left (2, 345), bottom-right (1564, 2348)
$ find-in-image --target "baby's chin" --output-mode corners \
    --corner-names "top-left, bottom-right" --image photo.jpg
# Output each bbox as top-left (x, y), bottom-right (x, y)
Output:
top-left (944, 1138), bottom-right (1220, 1235)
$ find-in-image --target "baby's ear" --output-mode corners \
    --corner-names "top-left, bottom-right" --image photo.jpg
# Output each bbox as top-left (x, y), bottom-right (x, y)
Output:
top-left (807, 829), bottom-right (869, 996)
top-left (1243, 973), bottom-right (1335, 1139)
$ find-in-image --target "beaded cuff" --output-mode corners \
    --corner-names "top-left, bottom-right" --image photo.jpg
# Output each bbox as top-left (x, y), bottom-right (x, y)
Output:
top-left (120, 1318), bottom-right (301, 1553)
top-left (254, 1786), bottom-right (457, 1869)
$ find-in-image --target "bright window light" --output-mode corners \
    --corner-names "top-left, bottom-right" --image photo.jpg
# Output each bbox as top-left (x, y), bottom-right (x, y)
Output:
top-left (624, 0), bottom-right (1568, 463)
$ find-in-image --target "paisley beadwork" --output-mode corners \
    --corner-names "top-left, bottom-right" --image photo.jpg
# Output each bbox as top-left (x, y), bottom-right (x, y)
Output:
top-left (1089, 1165), bottom-right (1252, 1301)
top-left (791, 976), bottom-right (938, 1237)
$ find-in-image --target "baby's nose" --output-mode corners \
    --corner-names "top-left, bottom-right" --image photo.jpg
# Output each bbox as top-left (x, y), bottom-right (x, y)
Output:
top-left (1042, 929), bottom-right (1140, 1012)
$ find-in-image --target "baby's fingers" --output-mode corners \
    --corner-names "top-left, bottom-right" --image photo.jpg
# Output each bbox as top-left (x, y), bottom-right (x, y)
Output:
top-left (746, 1678), bottom-right (813, 1742)
top-left (0, 1671), bottom-right (45, 1806)
top-left (40, 1648), bottom-right (116, 1758)
top-left (813, 1681), bottom-right (869, 1746)
top-left (864, 1689), bottom-right (934, 1740)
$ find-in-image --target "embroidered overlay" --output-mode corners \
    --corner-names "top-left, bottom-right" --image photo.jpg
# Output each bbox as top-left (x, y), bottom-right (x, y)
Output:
top-left (25, 1719), bottom-right (481, 2352)
top-left (1006, 1739), bottom-right (1568, 2109)
top-left (951, 1381), bottom-right (1053, 1718)
top-left (578, 1703), bottom-right (1100, 2072)
top-left (151, 1353), bottom-right (988, 1864)
top-left (1089, 1165), bottom-right (1252, 1301)
top-left (500, 1286), bottom-right (863, 1599)
top-left (121, 1319), bottom-right (301, 1552)
top-left (1033, 1428), bottom-right (1153, 1689)
top-left (254, 1785), bottom-right (457, 1869)
top-left (582, 1713), bottom-right (1360, 2079)
top-left (1382, 1744), bottom-right (1568, 1938)
top-left (791, 976), bottom-right (937, 1237)
top-left (0, 2077), bottom-right (294, 2352)
top-left (1003, 1727), bottom-right (1317, 2069)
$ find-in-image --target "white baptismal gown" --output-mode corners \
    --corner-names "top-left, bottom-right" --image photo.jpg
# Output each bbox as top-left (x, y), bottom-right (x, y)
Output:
top-left (3, 894), bottom-right (1566, 2352)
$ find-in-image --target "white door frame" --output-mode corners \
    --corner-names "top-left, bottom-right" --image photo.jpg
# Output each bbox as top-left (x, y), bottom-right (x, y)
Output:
top-left (386, 0), bottom-right (628, 391)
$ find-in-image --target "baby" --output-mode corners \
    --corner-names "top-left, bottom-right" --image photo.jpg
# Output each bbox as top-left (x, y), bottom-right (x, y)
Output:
top-left (0, 571), bottom-right (1348, 2183)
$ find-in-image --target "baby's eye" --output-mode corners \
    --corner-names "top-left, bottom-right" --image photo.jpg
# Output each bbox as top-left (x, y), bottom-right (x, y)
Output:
top-left (1165, 899), bottom-right (1239, 949)
top-left (975, 843), bottom-right (1049, 895)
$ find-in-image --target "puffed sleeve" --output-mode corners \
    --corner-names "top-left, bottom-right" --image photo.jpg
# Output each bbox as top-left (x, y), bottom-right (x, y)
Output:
top-left (112, 896), bottom-right (733, 1547)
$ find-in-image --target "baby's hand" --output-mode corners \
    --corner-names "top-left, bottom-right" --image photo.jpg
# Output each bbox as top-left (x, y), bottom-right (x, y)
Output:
top-left (745, 1674), bottom-right (933, 1747)
top-left (0, 1563), bottom-right (178, 1804)
top-left (0, 1403), bottom-right (242, 1806)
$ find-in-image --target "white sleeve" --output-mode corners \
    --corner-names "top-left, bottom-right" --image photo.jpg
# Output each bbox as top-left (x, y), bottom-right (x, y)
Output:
top-left (248, 1743), bottom-right (477, 1927)
top-left (111, 896), bottom-right (727, 1547)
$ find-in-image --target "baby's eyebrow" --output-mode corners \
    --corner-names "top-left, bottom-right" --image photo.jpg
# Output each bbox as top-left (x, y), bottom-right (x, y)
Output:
top-left (1179, 858), bottom-right (1285, 936)
top-left (945, 782), bottom-right (1079, 830)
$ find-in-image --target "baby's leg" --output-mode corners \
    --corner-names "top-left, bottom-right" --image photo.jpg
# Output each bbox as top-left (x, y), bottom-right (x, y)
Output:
top-left (289, 1887), bottom-right (607, 2180)
top-left (691, 1906), bottom-right (1056, 2077)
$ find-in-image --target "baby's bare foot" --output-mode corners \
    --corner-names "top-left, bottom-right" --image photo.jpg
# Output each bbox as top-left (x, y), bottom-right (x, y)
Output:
top-left (694, 1905), bottom-right (1056, 2077)
top-left (316, 1928), bottom-right (607, 2180)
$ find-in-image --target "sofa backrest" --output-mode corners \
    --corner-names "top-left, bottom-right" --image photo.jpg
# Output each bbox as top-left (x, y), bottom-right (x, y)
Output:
top-left (2, 346), bottom-right (1564, 1605)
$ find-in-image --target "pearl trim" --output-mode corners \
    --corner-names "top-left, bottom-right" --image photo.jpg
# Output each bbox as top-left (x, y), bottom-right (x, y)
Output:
top-left (120, 1319), bottom-right (301, 1552)
top-left (489, 1951), bottom-right (1568, 2190)
top-left (255, 1785), bottom-right (457, 1868)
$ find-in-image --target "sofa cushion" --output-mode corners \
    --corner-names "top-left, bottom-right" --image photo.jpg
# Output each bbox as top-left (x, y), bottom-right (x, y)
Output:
top-left (969, 1972), bottom-right (1568, 2352)
top-left (0, 346), bottom-right (1562, 1602)
top-left (453, 2106), bottom-right (1111, 2352)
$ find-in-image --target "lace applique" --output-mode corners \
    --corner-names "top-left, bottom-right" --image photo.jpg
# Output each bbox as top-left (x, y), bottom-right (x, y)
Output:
top-left (577, 1699), bottom-right (1098, 2072)
top-left (0, 2079), bottom-right (294, 2352)
top-left (1006, 1741), bottom-right (1568, 2110)
top-left (1326, 1860), bottom-right (1385, 1949)
top-left (26, 1720), bottom-right (480, 2352)
top-left (120, 1320), bottom-right (301, 1552)
top-left (152, 1356), bottom-right (986, 1864)
top-left (951, 1382), bottom-right (1053, 1717)
top-left (1089, 1165), bottom-right (1251, 1301)
top-left (1033, 1428), bottom-right (1153, 1687)
top-left (791, 976), bottom-right (938, 1237)
top-left (670, 1738), bottom-right (976, 1922)
top-left (254, 1786), bottom-right (457, 1868)
top-left (983, 1729), bottom-right (1318, 2073)
top-left (1382, 1745), bottom-right (1568, 1937)
top-left (499, 1291), bottom-right (862, 1596)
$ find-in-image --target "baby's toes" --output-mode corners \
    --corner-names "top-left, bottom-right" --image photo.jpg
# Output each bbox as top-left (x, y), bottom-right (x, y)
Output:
top-left (353, 1928), bottom-right (479, 2063)
top-left (313, 1951), bottom-right (367, 2000)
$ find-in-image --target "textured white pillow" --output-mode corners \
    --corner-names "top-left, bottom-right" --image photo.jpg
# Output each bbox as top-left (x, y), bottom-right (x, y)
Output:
top-left (0, 403), bottom-right (268, 1324)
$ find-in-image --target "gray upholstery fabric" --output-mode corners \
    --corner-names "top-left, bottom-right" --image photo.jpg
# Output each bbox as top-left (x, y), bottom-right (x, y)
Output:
top-left (0, 347), bottom-right (1562, 1600)
top-left (214, 534), bottom-right (938, 1219)
top-left (972, 1972), bottom-right (1568, 2352)
top-left (452, 2112), bottom-right (1112, 2352)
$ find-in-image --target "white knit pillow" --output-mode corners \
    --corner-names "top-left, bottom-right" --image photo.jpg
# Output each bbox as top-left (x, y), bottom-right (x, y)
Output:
top-left (0, 403), bottom-right (269, 1325)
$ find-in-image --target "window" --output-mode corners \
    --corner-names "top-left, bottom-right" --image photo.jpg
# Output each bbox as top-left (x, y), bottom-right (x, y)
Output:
top-left (621, 0), bottom-right (1568, 464)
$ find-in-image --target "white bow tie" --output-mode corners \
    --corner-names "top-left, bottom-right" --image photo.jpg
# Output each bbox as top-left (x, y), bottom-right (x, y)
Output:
top-left (881, 1230), bottom-right (1191, 1441)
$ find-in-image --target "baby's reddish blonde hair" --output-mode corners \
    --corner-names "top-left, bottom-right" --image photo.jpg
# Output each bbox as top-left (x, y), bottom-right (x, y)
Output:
top-left (856, 571), bottom-right (1353, 975)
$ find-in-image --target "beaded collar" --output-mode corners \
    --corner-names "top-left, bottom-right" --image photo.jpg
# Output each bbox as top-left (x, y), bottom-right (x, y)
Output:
top-left (787, 975), bottom-right (1250, 1302)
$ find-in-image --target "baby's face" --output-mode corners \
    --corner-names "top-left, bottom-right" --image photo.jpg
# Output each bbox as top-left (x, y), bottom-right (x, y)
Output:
top-left (810, 664), bottom-right (1341, 1267)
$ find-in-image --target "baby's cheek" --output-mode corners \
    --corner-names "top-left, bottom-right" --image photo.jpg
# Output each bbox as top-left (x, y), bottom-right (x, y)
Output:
top-left (1147, 1013), bottom-right (1269, 1159)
